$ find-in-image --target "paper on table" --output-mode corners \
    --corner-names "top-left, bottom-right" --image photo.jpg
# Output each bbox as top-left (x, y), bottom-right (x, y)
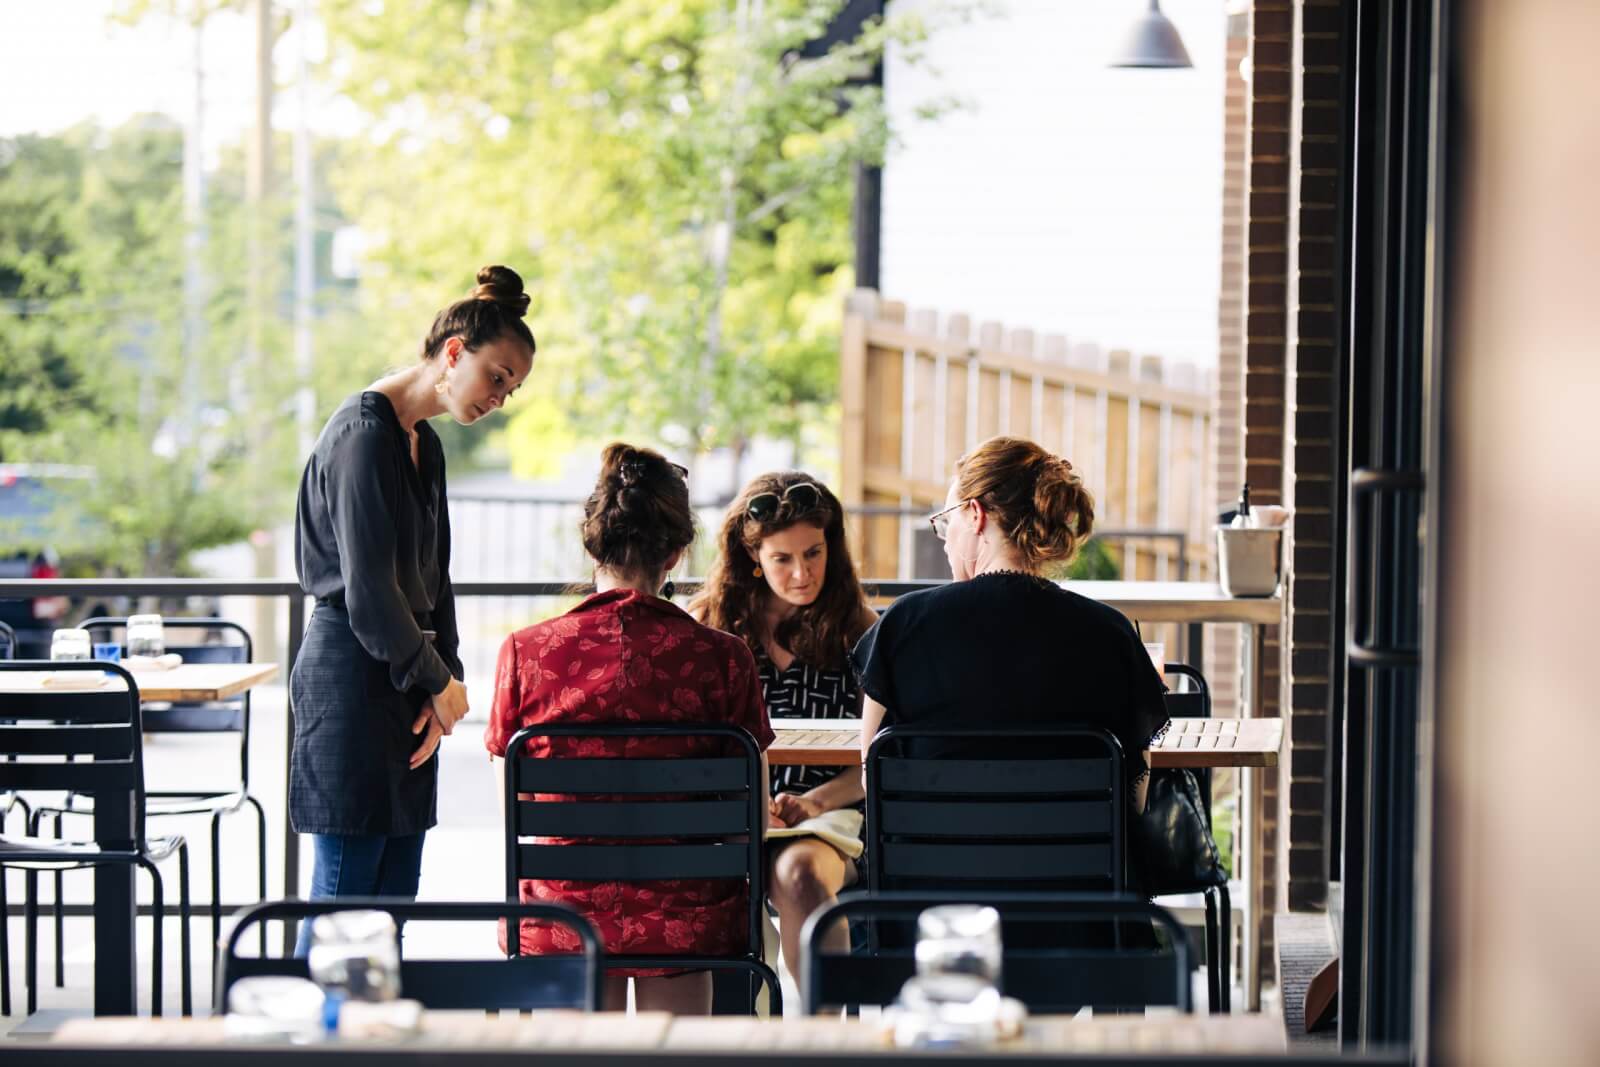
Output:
top-left (123, 653), bottom-right (184, 672)
top-left (40, 671), bottom-right (112, 690)
top-left (766, 808), bottom-right (865, 858)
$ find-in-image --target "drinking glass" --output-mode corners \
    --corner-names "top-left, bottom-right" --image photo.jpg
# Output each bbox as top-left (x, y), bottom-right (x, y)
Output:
top-left (126, 614), bottom-right (165, 658)
top-left (915, 904), bottom-right (1002, 984)
top-left (50, 628), bottom-right (92, 661)
top-left (307, 909), bottom-right (401, 1005)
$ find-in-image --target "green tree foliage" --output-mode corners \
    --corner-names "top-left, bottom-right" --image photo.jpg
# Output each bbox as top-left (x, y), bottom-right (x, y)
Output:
top-left (312, 0), bottom-right (957, 480)
top-left (0, 118), bottom-right (299, 574)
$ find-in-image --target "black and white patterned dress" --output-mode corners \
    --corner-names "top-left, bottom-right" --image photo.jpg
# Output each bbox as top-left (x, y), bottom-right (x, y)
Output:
top-left (756, 647), bottom-right (862, 796)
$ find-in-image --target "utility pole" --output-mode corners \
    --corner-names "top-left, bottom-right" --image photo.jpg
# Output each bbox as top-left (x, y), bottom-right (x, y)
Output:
top-left (294, 0), bottom-right (316, 457)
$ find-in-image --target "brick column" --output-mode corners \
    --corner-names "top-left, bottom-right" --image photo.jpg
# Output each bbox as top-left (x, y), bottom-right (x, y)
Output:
top-left (1277, 0), bottom-right (1348, 913)
top-left (1243, 0), bottom-right (1294, 976)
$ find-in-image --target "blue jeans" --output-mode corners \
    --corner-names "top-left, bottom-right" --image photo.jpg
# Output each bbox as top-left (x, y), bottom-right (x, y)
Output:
top-left (293, 831), bottom-right (427, 957)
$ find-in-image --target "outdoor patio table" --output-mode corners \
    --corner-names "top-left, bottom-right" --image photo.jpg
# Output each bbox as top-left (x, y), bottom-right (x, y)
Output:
top-left (0, 661), bottom-right (279, 1016)
top-left (50, 1007), bottom-right (1288, 1056)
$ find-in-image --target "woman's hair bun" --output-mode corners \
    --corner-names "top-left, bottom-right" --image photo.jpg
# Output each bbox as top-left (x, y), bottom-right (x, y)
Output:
top-left (582, 442), bottom-right (695, 579)
top-left (471, 264), bottom-right (530, 318)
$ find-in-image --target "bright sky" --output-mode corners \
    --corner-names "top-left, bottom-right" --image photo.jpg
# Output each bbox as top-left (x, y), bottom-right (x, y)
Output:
top-left (0, 1), bottom-right (354, 166)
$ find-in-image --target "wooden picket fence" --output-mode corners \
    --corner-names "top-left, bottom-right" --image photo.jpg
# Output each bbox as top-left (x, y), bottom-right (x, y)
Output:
top-left (839, 290), bottom-right (1218, 583)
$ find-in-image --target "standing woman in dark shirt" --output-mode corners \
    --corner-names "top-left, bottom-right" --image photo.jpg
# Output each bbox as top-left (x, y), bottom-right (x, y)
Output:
top-left (291, 266), bottom-right (534, 944)
top-left (851, 436), bottom-right (1169, 814)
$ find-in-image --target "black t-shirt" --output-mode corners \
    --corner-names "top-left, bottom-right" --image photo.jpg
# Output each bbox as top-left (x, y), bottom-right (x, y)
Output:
top-left (849, 572), bottom-right (1171, 791)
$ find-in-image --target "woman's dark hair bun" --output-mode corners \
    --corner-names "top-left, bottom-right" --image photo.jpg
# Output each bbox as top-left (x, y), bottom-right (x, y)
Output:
top-left (471, 264), bottom-right (530, 318)
top-left (582, 443), bottom-right (695, 580)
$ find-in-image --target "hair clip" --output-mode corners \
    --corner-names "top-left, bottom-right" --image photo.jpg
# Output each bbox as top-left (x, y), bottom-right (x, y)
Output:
top-left (619, 457), bottom-right (646, 485)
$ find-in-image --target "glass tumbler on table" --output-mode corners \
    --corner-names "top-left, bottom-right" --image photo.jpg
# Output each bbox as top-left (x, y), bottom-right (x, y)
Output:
top-left (307, 909), bottom-right (402, 1009)
top-left (126, 614), bottom-right (165, 658)
top-left (50, 628), bottom-right (92, 661)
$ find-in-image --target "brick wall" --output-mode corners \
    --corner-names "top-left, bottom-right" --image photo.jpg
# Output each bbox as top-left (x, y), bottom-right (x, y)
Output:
top-left (1277, 0), bottom-right (1348, 913)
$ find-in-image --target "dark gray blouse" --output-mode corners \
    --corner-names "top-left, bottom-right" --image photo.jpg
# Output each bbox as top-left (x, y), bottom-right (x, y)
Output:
top-left (294, 391), bottom-right (462, 694)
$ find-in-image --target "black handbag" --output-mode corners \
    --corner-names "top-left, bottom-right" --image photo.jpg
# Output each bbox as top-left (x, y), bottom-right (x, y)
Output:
top-left (1128, 767), bottom-right (1228, 896)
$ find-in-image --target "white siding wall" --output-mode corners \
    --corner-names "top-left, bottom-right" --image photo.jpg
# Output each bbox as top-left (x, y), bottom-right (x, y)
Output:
top-left (883, 0), bottom-right (1227, 367)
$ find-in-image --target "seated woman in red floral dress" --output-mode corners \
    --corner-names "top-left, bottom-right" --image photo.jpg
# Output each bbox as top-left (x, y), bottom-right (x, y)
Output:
top-left (484, 443), bottom-right (775, 1014)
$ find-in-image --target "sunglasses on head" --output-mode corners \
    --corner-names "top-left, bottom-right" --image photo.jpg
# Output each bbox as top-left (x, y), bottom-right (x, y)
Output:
top-left (745, 482), bottom-right (822, 522)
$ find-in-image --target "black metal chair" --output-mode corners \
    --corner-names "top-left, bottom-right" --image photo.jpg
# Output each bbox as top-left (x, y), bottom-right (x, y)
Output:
top-left (0, 660), bottom-right (193, 1016)
top-left (505, 722), bottom-right (782, 1015)
top-left (865, 726), bottom-right (1129, 895)
top-left (801, 891), bottom-right (1192, 1014)
top-left (217, 899), bottom-right (605, 1014)
top-left (1162, 662), bottom-right (1233, 1013)
top-left (35, 618), bottom-right (266, 980)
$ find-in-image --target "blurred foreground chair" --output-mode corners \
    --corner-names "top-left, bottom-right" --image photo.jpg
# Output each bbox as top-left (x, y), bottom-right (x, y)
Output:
top-left (801, 891), bottom-right (1192, 1015)
top-left (218, 899), bottom-right (603, 1013)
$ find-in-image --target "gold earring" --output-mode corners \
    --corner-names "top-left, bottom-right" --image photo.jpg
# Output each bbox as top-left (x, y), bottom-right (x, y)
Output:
top-left (434, 364), bottom-right (453, 398)
top-left (753, 565), bottom-right (762, 578)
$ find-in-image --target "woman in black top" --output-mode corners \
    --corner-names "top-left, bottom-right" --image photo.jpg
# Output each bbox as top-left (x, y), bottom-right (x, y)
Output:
top-left (290, 266), bottom-right (535, 948)
top-left (852, 435), bottom-right (1169, 813)
top-left (692, 473), bottom-right (876, 984)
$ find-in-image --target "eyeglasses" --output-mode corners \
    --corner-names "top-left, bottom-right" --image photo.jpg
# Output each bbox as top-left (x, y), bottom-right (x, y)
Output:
top-left (668, 462), bottom-right (689, 481)
top-left (927, 499), bottom-right (971, 541)
top-left (746, 482), bottom-right (822, 522)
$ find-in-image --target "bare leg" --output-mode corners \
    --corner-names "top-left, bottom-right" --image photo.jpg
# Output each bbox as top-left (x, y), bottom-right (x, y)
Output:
top-left (635, 971), bottom-right (712, 1015)
top-left (768, 839), bottom-right (857, 984)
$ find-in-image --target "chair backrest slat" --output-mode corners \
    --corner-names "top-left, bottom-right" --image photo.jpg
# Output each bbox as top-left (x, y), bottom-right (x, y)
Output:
top-left (518, 842), bottom-right (749, 881)
top-left (0, 691), bottom-right (136, 723)
top-left (517, 798), bottom-right (748, 838)
top-left (878, 756), bottom-right (1112, 794)
top-left (879, 799), bottom-right (1111, 838)
top-left (0, 760), bottom-right (138, 791)
top-left (879, 842), bottom-right (1114, 882)
top-left (0, 722), bottom-right (134, 759)
top-left (516, 756), bottom-right (748, 794)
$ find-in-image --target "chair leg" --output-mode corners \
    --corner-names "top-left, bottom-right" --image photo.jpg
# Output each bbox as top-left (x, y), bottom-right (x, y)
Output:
top-left (137, 859), bottom-right (164, 1018)
top-left (209, 811), bottom-right (223, 975)
top-left (245, 795), bottom-right (268, 955)
top-left (1217, 883), bottom-right (1233, 1013)
top-left (24, 869), bottom-right (37, 1015)
top-left (177, 844), bottom-right (193, 1017)
top-left (1204, 888), bottom-right (1221, 1014)
top-left (52, 813), bottom-right (64, 988)
top-left (1, 862), bottom-right (11, 1016)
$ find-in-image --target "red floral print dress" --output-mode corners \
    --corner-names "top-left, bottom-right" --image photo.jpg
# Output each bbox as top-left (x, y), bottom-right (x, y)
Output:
top-left (484, 589), bottom-right (774, 975)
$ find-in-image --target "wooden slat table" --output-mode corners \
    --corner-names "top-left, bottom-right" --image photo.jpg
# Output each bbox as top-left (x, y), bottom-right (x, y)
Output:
top-left (0, 662), bottom-right (280, 703)
top-left (54, 1010), bottom-right (1287, 1056)
top-left (768, 717), bottom-right (1283, 770)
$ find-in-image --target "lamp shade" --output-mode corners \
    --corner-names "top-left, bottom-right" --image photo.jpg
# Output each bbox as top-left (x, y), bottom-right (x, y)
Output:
top-left (1109, 0), bottom-right (1194, 69)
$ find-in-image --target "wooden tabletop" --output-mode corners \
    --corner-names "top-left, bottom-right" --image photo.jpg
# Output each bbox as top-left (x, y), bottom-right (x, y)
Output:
top-left (0, 662), bottom-right (280, 703)
top-left (769, 717), bottom-right (1282, 769)
top-left (54, 1009), bottom-right (1286, 1055)
top-left (1012, 580), bottom-right (1281, 626)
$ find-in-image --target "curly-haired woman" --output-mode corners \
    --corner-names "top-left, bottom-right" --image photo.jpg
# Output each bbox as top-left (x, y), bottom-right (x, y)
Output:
top-left (692, 473), bottom-right (876, 984)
